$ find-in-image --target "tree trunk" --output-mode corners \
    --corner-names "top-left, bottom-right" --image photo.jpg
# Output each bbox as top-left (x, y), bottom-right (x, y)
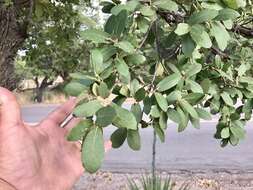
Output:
top-left (34, 87), bottom-right (44, 103)
top-left (0, 3), bottom-right (30, 90)
top-left (34, 77), bottom-right (53, 103)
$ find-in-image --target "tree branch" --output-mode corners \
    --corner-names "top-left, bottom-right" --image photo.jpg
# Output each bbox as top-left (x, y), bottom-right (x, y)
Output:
top-left (211, 47), bottom-right (230, 59)
top-left (232, 25), bottom-right (253, 38)
top-left (156, 10), bottom-right (253, 38)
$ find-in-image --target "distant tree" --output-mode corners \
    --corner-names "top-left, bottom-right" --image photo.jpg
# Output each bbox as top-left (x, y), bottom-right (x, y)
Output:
top-left (21, 3), bottom-right (86, 102)
top-left (14, 0), bottom-right (96, 102)
top-left (0, 0), bottom-right (83, 90)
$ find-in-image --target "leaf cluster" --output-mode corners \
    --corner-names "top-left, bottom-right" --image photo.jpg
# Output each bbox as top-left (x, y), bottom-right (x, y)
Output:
top-left (65, 0), bottom-right (253, 173)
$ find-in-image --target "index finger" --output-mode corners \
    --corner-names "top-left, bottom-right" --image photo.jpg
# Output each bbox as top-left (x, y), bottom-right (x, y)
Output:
top-left (42, 97), bottom-right (76, 126)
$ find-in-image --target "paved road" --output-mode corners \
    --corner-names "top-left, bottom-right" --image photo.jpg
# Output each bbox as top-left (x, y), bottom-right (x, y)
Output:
top-left (22, 105), bottom-right (253, 173)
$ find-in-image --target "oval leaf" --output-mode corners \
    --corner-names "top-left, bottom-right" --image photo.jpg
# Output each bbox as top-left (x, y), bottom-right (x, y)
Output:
top-left (157, 73), bottom-right (181, 92)
top-left (74, 100), bottom-right (103, 117)
top-left (82, 126), bottom-right (104, 173)
top-left (127, 129), bottom-right (141, 151)
top-left (110, 128), bottom-right (127, 148)
top-left (96, 106), bottom-right (116, 127)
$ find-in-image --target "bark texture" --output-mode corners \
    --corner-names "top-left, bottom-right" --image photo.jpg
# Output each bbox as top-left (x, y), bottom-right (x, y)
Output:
top-left (0, 2), bottom-right (30, 90)
top-left (34, 77), bottom-right (53, 103)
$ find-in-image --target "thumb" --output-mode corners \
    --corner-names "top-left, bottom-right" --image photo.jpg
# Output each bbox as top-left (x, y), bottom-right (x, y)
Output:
top-left (0, 87), bottom-right (22, 126)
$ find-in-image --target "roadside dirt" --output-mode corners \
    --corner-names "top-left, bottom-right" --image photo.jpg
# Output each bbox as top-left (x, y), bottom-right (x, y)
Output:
top-left (74, 171), bottom-right (253, 190)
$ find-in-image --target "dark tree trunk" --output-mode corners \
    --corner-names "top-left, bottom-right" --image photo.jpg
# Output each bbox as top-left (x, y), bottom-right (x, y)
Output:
top-left (0, 1), bottom-right (32, 90)
top-left (35, 87), bottom-right (44, 103)
top-left (34, 77), bottom-right (53, 103)
top-left (152, 129), bottom-right (157, 187)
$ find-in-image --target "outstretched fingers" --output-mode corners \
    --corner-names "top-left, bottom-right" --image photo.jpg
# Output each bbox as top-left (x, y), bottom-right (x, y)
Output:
top-left (41, 97), bottom-right (76, 127)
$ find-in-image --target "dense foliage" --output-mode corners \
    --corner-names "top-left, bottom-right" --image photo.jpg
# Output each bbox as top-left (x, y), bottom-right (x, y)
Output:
top-left (65, 0), bottom-right (253, 173)
top-left (15, 0), bottom-right (94, 101)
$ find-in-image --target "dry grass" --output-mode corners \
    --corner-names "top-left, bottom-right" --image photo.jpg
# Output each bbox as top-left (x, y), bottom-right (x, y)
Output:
top-left (15, 88), bottom-right (137, 106)
top-left (15, 89), bottom-right (68, 105)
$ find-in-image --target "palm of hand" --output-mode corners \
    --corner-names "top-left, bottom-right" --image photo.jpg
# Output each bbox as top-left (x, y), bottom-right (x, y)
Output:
top-left (0, 88), bottom-right (85, 190)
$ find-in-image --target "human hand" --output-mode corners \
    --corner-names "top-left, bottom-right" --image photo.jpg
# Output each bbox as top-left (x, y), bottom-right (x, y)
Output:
top-left (0, 87), bottom-right (111, 190)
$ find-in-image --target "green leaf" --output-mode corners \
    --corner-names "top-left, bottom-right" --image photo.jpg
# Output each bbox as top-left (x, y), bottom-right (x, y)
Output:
top-left (229, 133), bottom-right (239, 146)
top-left (115, 58), bottom-right (130, 82)
top-left (70, 73), bottom-right (97, 81)
top-left (154, 123), bottom-right (165, 142)
top-left (111, 0), bottom-right (140, 15)
top-left (112, 104), bottom-right (138, 130)
top-left (81, 29), bottom-right (110, 43)
top-left (140, 5), bottom-right (156, 17)
top-left (188, 9), bottom-right (219, 25)
top-left (166, 90), bottom-right (182, 104)
top-left (190, 117), bottom-right (200, 129)
top-left (100, 46), bottom-right (117, 62)
top-left (190, 25), bottom-right (212, 48)
top-left (101, 1), bottom-right (115, 14)
top-left (64, 82), bottom-right (88, 97)
top-left (157, 73), bottom-right (181, 92)
top-left (112, 95), bottom-right (127, 106)
top-left (115, 41), bottom-right (135, 53)
top-left (177, 107), bottom-right (189, 132)
top-left (237, 64), bottom-right (249, 77)
top-left (201, 2), bottom-right (223, 10)
top-left (239, 76), bottom-right (253, 85)
top-left (67, 119), bottom-right (93, 141)
top-left (179, 99), bottom-right (199, 119)
top-left (96, 106), bottom-right (116, 127)
top-left (130, 79), bottom-right (141, 96)
top-left (110, 4), bottom-right (126, 15)
top-left (126, 54), bottom-right (146, 65)
top-left (210, 22), bottom-right (230, 51)
top-left (155, 92), bottom-right (168, 112)
top-left (150, 105), bottom-right (161, 118)
top-left (98, 82), bottom-right (110, 99)
top-left (104, 10), bottom-right (128, 37)
top-left (223, 19), bottom-right (233, 29)
top-left (153, 0), bottom-right (178, 11)
top-left (210, 97), bottom-right (221, 114)
top-left (131, 103), bottom-right (143, 123)
top-left (231, 122), bottom-right (246, 139)
top-left (221, 127), bottom-right (230, 138)
top-left (110, 128), bottom-right (127, 148)
top-left (82, 126), bottom-right (104, 173)
top-left (74, 100), bottom-right (103, 117)
top-left (222, 0), bottom-right (246, 9)
top-left (159, 112), bottom-right (168, 129)
top-left (124, 0), bottom-right (140, 12)
top-left (221, 91), bottom-right (234, 106)
top-left (186, 80), bottom-right (204, 93)
top-left (143, 96), bottom-right (152, 114)
top-left (201, 79), bottom-right (211, 94)
top-left (119, 85), bottom-right (130, 97)
top-left (91, 49), bottom-right (104, 75)
top-left (167, 108), bottom-right (181, 123)
top-left (127, 129), bottom-right (141, 151)
top-left (185, 64), bottom-right (202, 78)
top-left (215, 8), bottom-right (240, 20)
top-left (183, 93), bottom-right (204, 105)
top-left (182, 34), bottom-right (196, 57)
top-left (80, 15), bottom-right (97, 27)
top-left (134, 88), bottom-right (146, 102)
top-left (175, 23), bottom-right (190, 36)
top-left (196, 108), bottom-right (212, 120)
